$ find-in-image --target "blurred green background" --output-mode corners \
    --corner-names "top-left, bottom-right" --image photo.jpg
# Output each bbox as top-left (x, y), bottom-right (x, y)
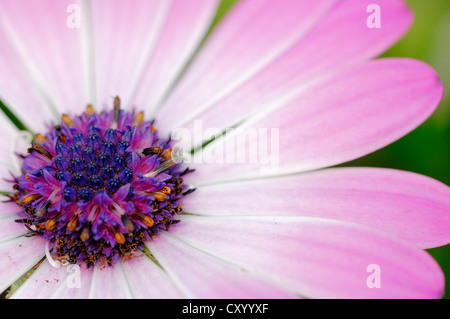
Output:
top-left (351, 0), bottom-right (450, 298)
top-left (371, 0), bottom-right (450, 298)
top-left (212, 0), bottom-right (450, 298)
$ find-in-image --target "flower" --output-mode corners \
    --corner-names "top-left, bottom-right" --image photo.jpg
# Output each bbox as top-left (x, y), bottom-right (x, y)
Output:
top-left (0, 0), bottom-right (449, 299)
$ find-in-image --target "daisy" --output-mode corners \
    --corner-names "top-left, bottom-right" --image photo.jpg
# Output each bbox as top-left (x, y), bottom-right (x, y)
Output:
top-left (0, 0), bottom-right (449, 299)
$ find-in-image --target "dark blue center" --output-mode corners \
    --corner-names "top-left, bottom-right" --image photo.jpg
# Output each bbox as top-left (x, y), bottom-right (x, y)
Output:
top-left (53, 124), bottom-right (132, 202)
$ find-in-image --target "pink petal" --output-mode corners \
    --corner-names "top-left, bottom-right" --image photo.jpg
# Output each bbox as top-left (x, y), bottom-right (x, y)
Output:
top-left (10, 259), bottom-right (68, 299)
top-left (0, 236), bottom-right (46, 294)
top-left (88, 0), bottom-right (170, 109)
top-left (156, 0), bottom-right (412, 137)
top-left (50, 266), bottom-right (94, 299)
top-left (0, 200), bottom-right (21, 219)
top-left (0, 214), bottom-right (27, 243)
top-left (187, 0), bottom-right (412, 135)
top-left (0, 113), bottom-right (21, 164)
top-left (121, 255), bottom-right (185, 299)
top-left (131, 0), bottom-right (221, 112)
top-left (0, 0), bottom-right (89, 123)
top-left (155, 0), bottom-right (337, 135)
top-left (170, 216), bottom-right (444, 298)
top-left (186, 58), bottom-right (443, 184)
top-left (0, 27), bottom-right (55, 132)
top-left (88, 263), bottom-right (133, 298)
top-left (0, 165), bottom-right (15, 192)
top-left (147, 232), bottom-right (299, 299)
top-left (0, 121), bottom-right (30, 191)
top-left (184, 167), bottom-right (450, 249)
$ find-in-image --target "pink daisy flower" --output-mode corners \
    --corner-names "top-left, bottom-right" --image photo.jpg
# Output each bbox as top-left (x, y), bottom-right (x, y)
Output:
top-left (0, 0), bottom-right (449, 299)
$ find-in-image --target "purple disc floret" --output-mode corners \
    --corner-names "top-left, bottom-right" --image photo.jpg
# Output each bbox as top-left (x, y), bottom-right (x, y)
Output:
top-left (11, 98), bottom-right (192, 268)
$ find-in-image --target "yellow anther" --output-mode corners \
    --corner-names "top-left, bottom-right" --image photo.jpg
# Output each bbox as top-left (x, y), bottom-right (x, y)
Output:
top-left (160, 186), bottom-right (171, 194)
top-left (114, 231), bottom-right (126, 245)
top-left (34, 133), bottom-right (48, 144)
top-left (142, 215), bottom-right (154, 227)
top-left (80, 226), bottom-right (90, 242)
top-left (86, 104), bottom-right (95, 115)
top-left (45, 219), bottom-right (57, 231)
top-left (61, 114), bottom-right (74, 127)
top-left (67, 215), bottom-right (78, 232)
top-left (21, 193), bottom-right (41, 205)
top-left (134, 111), bottom-right (144, 126)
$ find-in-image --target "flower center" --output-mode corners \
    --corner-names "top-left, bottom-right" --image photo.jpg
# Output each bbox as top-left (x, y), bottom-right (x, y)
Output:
top-left (10, 97), bottom-right (193, 268)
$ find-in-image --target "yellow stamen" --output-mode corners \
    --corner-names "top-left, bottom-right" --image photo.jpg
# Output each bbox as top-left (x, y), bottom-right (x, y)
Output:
top-left (160, 186), bottom-right (171, 194)
top-left (134, 213), bottom-right (154, 227)
top-left (86, 104), bottom-right (95, 115)
top-left (142, 216), bottom-right (154, 227)
top-left (61, 114), bottom-right (74, 127)
top-left (35, 133), bottom-right (48, 144)
top-left (21, 193), bottom-right (41, 205)
top-left (153, 191), bottom-right (168, 201)
top-left (113, 96), bottom-right (121, 111)
top-left (80, 226), bottom-right (90, 242)
top-left (45, 219), bottom-right (57, 231)
top-left (67, 215), bottom-right (78, 232)
top-left (133, 111), bottom-right (144, 127)
top-left (161, 148), bottom-right (172, 160)
top-left (114, 231), bottom-right (126, 245)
